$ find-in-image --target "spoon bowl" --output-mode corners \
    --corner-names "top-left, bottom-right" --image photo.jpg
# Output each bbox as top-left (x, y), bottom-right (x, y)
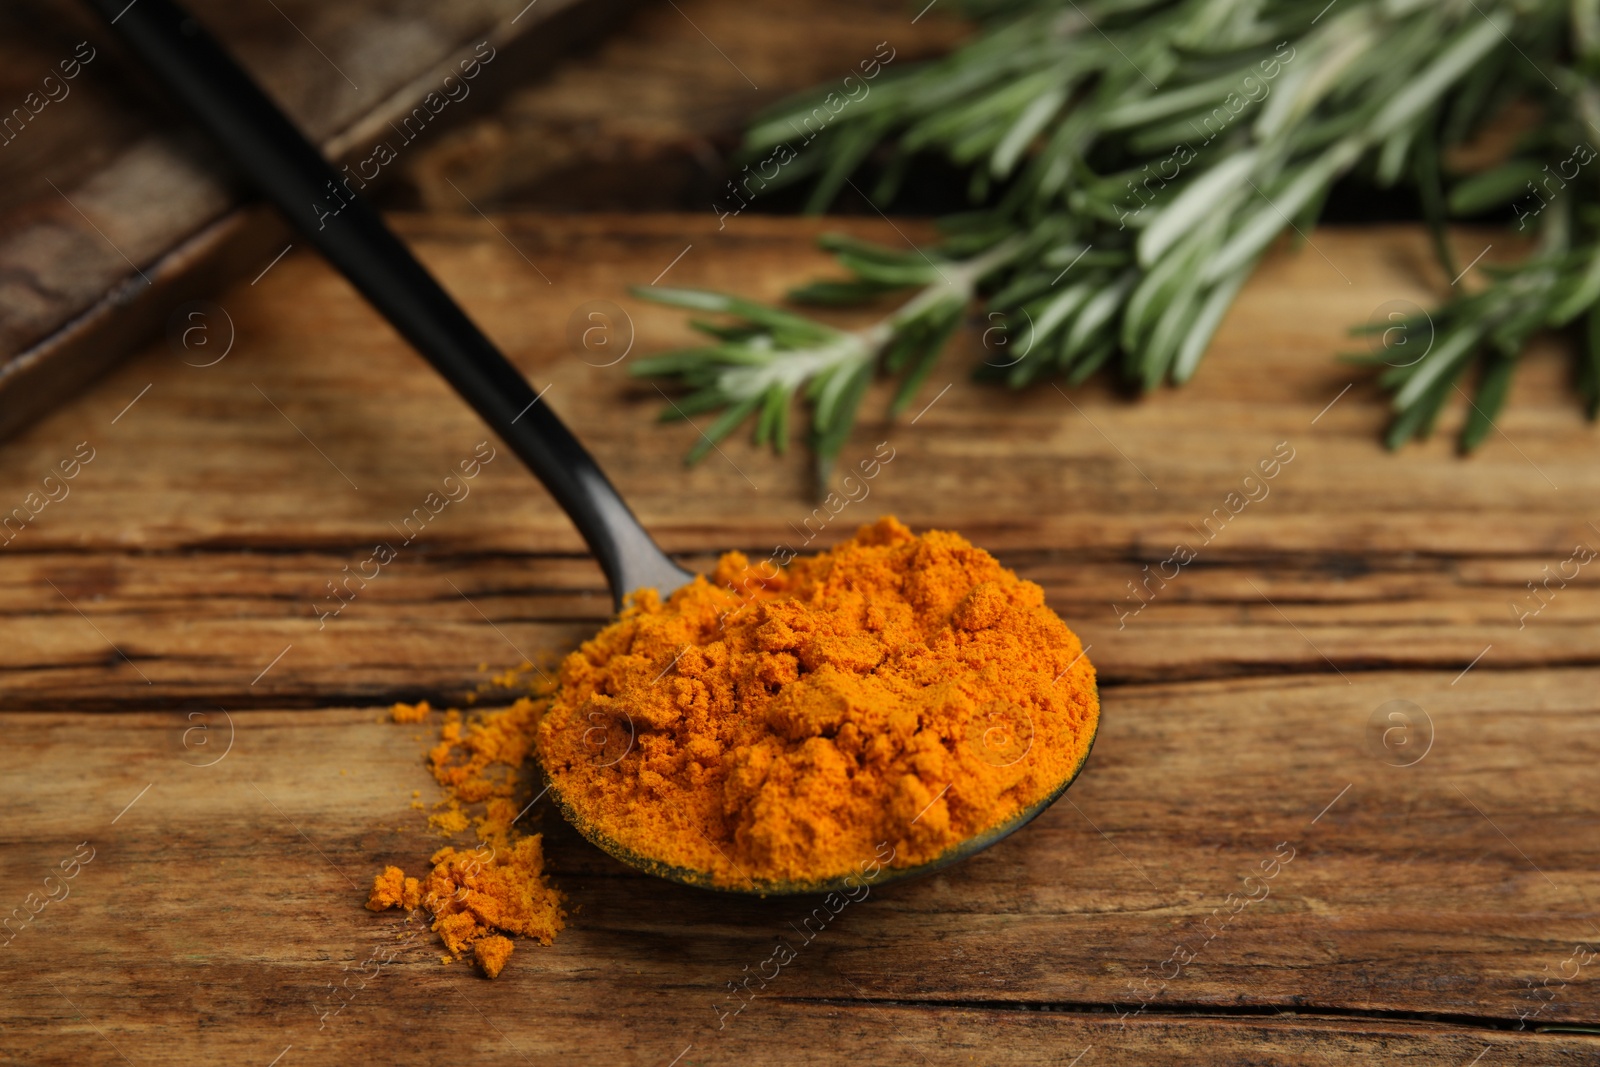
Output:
top-left (539, 686), bottom-right (1098, 896)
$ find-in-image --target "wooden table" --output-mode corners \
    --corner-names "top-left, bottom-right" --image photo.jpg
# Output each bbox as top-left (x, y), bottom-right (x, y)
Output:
top-left (1, 213), bottom-right (1597, 1065)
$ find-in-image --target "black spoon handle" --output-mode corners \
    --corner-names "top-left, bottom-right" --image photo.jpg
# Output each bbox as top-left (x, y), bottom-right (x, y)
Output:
top-left (87, 0), bottom-right (688, 607)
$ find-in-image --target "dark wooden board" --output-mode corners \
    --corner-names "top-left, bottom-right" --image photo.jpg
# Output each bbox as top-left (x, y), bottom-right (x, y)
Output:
top-left (0, 0), bottom-right (637, 442)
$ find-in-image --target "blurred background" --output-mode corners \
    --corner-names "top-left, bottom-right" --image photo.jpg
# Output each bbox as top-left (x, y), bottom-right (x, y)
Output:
top-left (0, 0), bottom-right (1522, 437)
top-left (0, 0), bottom-right (973, 437)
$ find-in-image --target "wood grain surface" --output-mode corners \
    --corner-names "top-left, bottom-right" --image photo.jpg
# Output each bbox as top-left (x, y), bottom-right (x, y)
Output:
top-left (1, 214), bottom-right (1598, 1065)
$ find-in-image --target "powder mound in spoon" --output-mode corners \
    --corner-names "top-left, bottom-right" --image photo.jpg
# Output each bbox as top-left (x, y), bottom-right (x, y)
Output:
top-left (537, 516), bottom-right (1098, 889)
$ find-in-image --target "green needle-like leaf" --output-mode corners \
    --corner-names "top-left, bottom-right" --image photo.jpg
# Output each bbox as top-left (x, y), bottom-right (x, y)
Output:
top-left (685, 394), bottom-right (763, 465)
top-left (1460, 356), bottom-right (1516, 452)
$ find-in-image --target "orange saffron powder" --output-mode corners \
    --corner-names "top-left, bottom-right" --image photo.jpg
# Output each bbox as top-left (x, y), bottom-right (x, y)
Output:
top-left (540, 517), bottom-right (1098, 889)
top-left (370, 516), bottom-right (1098, 973)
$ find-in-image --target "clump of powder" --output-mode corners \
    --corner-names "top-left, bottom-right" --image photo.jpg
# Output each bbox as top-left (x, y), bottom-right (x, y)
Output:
top-left (368, 693), bottom-right (565, 977)
top-left (537, 516), bottom-right (1098, 888)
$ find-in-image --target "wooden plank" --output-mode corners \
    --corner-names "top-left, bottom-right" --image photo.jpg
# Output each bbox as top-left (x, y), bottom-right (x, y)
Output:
top-left (8, 547), bottom-right (1600, 707)
top-left (0, 215), bottom-right (1597, 1062)
top-left (0, 674), bottom-right (1594, 1061)
top-left (11, 987), bottom-right (1591, 1065)
top-left (0, 0), bottom-right (636, 440)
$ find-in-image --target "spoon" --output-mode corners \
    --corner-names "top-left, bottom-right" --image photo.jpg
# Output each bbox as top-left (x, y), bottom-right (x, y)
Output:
top-left (88, 0), bottom-right (693, 611)
top-left (92, 0), bottom-right (1095, 896)
top-left (546, 708), bottom-right (1099, 896)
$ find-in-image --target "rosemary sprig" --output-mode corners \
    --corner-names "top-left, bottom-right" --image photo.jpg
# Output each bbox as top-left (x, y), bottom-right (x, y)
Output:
top-left (637, 0), bottom-right (1592, 467)
top-left (630, 237), bottom-right (1022, 478)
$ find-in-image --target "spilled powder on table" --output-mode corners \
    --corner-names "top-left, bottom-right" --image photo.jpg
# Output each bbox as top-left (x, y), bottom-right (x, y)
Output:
top-left (367, 671), bottom-right (564, 979)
